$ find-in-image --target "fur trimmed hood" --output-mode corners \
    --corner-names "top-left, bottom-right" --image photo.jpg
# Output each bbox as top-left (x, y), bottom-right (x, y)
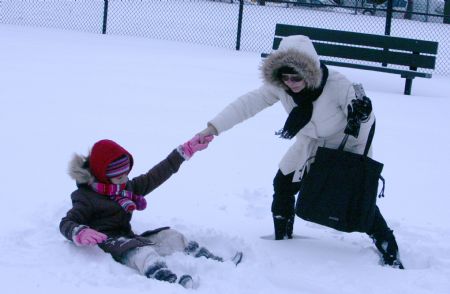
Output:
top-left (261, 35), bottom-right (322, 89)
top-left (68, 153), bottom-right (95, 185)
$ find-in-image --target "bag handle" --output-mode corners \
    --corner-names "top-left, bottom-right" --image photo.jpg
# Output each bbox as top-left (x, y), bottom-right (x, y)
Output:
top-left (338, 134), bottom-right (349, 151)
top-left (339, 120), bottom-right (376, 158)
top-left (363, 120), bottom-right (376, 157)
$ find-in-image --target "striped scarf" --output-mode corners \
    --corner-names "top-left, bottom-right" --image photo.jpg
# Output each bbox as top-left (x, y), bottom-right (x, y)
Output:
top-left (90, 182), bottom-right (147, 213)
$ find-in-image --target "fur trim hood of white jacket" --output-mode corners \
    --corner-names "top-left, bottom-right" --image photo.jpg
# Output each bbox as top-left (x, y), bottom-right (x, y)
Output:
top-left (261, 35), bottom-right (322, 89)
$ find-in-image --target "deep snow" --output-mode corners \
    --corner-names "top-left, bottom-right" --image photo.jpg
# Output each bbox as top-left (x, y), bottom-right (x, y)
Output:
top-left (0, 24), bottom-right (450, 294)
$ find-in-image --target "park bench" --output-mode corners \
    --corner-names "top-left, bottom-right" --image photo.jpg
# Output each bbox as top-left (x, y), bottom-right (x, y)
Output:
top-left (261, 24), bottom-right (438, 95)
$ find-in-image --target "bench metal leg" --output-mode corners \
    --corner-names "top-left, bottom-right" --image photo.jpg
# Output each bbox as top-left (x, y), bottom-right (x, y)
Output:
top-left (404, 78), bottom-right (413, 95)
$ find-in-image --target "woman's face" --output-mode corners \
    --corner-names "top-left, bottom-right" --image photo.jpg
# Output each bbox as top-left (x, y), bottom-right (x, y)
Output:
top-left (281, 74), bottom-right (306, 93)
top-left (110, 173), bottom-right (129, 185)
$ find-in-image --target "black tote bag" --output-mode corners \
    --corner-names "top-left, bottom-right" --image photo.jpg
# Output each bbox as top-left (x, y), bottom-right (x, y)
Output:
top-left (295, 122), bottom-right (384, 233)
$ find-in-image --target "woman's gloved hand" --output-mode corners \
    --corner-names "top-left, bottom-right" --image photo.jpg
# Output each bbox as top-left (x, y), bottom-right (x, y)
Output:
top-left (197, 124), bottom-right (218, 142)
top-left (178, 134), bottom-right (214, 160)
top-left (344, 96), bottom-right (372, 138)
top-left (352, 96), bottom-right (372, 123)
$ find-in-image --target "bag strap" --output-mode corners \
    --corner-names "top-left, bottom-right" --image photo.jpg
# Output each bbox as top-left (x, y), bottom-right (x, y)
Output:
top-left (338, 121), bottom-right (385, 198)
top-left (338, 134), bottom-right (349, 151)
top-left (339, 120), bottom-right (376, 157)
top-left (378, 175), bottom-right (385, 198)
top-left (363, 120), bottom-right (376, 157)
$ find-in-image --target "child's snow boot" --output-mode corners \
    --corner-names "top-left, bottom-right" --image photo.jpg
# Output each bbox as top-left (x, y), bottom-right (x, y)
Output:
top-left (178, 274), bottom-right (194, 289)
top-left (145, 261), bottom-right (177, 283)
top-left (231, 251), bottom-right (243, 266)
top-left (185, 241), bottom-right (224, 262)
top-left (195, 247), bottom-right (224, 262)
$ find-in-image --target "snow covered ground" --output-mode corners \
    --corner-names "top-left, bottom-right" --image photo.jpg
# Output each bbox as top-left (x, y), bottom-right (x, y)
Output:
top-left (1, 24), bottom-right (450, 294)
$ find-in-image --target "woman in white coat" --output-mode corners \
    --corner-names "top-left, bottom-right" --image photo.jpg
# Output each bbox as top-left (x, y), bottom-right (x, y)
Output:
top-left (199, 35), bottom-right (402, 268)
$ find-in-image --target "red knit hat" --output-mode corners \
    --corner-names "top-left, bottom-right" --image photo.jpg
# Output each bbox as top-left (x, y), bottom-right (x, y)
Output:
top-left (89, 139), bottom-right (134, 184)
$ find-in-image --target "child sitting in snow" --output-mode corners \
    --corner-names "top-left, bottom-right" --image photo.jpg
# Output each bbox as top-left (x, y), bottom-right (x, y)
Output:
top-left (60, 137), bottom-right (242, 288)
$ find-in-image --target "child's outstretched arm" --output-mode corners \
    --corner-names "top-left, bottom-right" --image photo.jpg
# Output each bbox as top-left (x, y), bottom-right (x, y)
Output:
top-left (129, 135), bottom-right (214, 196)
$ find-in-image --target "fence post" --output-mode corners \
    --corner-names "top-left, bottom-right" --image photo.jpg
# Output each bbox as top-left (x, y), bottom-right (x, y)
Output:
top-left (404, 0), bottom-right (413, 19)
top-left (384, 0), bottom-right (393, 36)
top-left (382, 0), bottom-right (394, 67)
top-left (444, 0), bottom-right (450, 24)
top-left (102, 0), bottom-right (109, 34)
top-left (236, 0), bottom-right (244, 50)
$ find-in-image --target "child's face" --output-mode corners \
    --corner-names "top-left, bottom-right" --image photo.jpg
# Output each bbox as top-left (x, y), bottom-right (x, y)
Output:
top-left (110, 173), bottom-right (129, 185)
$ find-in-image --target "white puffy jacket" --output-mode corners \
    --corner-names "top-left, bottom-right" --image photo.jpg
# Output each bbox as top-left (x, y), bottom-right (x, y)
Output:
top-left (208, 35), bottom-right (374, 181)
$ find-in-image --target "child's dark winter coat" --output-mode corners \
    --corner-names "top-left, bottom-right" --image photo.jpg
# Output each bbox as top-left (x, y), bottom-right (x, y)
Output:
top-left (60, 140), bottom-right (184, 260)
top-left (59, 138), bottom-right (240, 287)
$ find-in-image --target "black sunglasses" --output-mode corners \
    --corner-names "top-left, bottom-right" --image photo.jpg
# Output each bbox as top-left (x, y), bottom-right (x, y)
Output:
top-left (281, 74), bottom-right (303, 83)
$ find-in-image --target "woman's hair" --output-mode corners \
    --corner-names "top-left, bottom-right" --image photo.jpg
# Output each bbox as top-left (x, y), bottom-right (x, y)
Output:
top-left (277, 66), bottom-right (298, 76)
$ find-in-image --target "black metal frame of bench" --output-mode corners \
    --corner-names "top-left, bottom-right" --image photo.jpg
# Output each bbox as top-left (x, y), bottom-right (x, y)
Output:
top-left (261, 24), bottom-right (438, 95)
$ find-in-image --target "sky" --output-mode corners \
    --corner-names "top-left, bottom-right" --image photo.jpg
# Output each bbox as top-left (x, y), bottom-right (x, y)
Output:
top-left (0, 23), bottom-right (450, 294)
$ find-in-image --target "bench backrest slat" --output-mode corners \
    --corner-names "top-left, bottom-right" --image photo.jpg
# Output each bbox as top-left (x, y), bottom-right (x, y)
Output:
top-left (273, 36), bottom-right (436, 70)
top-left (314, 43), bottom-right (436, 69)
top-left (274, 24), bottom-right (438, 55)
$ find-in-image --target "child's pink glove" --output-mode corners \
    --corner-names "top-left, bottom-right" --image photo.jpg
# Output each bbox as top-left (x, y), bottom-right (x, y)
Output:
top-left (75, 228), bottom-right (107, 246)
top-left (178, 135), bottom-right (214, 160)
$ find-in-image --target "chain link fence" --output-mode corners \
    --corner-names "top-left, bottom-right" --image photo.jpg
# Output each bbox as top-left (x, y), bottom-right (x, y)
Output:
top-left (0, 0), bottom-right (104, 33)
top-left (1, 0), bottom-right (449, 75)
top-left (106, 0), bottom-right (240, 49)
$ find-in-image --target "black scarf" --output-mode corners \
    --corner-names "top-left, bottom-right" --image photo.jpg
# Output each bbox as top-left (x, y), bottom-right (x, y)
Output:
top-left (276, 63), bottom-right (329, 139)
